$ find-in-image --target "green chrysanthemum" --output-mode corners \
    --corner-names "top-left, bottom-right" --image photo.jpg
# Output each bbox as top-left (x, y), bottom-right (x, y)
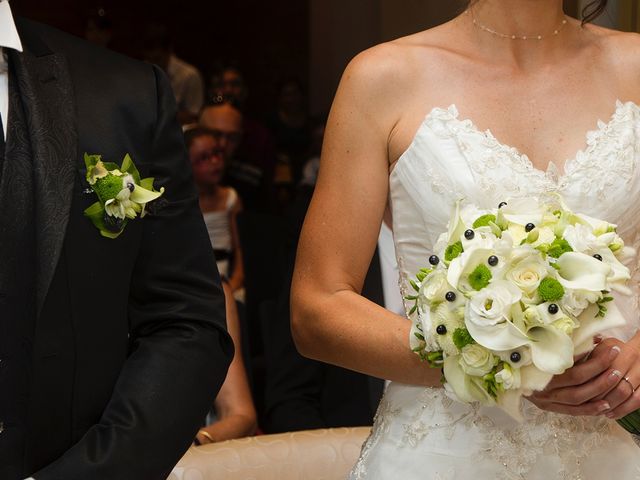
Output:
top-left (453, 328), bottom-right (475, 350)
top-left (469, 264), bottom-right (492, 291)
top-left (445, 241), bottom-right (463, 262)
top-left (473, 214), bottom-right (497, 229)
top-left (547, 238), bottom-right (573, 259)
top-left (538, 277), bottom-right (565, 302)
top-left (93, 174), bottom-right (125, 204)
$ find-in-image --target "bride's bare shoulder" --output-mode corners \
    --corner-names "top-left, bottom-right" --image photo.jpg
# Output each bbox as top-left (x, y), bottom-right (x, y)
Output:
top-left (587, 24), bottom-right (640, 70)
top-left (341, 21), bottom-right (459, 102)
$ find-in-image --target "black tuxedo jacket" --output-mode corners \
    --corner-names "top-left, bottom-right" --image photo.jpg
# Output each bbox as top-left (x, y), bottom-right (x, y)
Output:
top-left (3, 19), bottom-right (233, 479)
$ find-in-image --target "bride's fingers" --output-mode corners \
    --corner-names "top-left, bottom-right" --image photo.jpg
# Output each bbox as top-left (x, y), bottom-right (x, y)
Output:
top-left (544, 345), bottom-right (620, 390)
top-left (528, 397), bottom-right (611, 417)
top-left (601, 368), bottom-right (639, 412)
top-left (537, 368), bottom-right (623, 405)
top-left (603, 384), bottom-right (640, 420)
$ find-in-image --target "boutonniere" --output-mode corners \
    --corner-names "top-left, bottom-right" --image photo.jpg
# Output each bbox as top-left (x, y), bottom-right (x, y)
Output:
top-left (83, 153), bottom-right (165, 239)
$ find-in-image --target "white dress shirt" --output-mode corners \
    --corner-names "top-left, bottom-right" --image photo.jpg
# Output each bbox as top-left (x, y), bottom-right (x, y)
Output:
top-left (0, 0), bottom-right (23, 140)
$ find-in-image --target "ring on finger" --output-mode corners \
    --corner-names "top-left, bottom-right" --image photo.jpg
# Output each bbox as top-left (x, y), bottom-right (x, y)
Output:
top-left (622, 376), bottom-right (638, 393)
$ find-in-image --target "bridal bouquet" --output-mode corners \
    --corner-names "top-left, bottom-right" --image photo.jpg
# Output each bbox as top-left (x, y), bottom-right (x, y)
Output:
top-left (408, 196), bottom-right (635, 421)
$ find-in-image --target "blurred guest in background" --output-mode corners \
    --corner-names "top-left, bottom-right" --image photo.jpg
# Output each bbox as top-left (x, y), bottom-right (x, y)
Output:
top-left (200, 99), bottom-right (274, 213)
top-left (185, 127), bottom-right (244, 295)
top-left (267, 78), bottom-right (311, 187)
top-left (84, 7), bottom-right (113, 48)
top-left (208, 66), bottom-right (277, 212)
top-left (195, 282), bottom-right (257, 445)
top-left (141, 23), bottom-right (204, 125)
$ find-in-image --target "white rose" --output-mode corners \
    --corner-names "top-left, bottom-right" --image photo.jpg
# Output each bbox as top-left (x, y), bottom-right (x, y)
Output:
top-left (507, 259), bottom-right (547, 295)
top-left (495, 363), bottom-right (521, 390)
top-left (467, 281), bottom-right (522, 327)
top-left (460, 344), bottom-right (496, 376)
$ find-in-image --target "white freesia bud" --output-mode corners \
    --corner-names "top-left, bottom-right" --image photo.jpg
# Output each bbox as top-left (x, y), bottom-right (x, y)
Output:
top-left (419, 270), bottom-right (450, 304)
top-left (495, 363), bottom-right (521, 390)
top-left (523, 306), bottom-right (542, 326)
top-left (460, 344), bottom-right (497, 376)
top-left (552, 317), bottom-right (578, 335)
top-left (530, 226), bottom-right (556, 248)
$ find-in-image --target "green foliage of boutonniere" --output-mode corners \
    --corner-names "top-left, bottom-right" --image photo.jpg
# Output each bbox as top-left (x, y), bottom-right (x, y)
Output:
top-left (83, 153), bottom-right (165, 239)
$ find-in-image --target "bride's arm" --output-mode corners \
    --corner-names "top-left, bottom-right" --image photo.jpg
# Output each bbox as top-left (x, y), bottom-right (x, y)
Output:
top-left (290, 47), bottom-right (440, 387)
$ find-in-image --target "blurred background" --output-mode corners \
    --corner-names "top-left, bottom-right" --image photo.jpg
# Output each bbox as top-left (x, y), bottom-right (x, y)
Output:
top-left (12, 0), bottom-right (639, 118)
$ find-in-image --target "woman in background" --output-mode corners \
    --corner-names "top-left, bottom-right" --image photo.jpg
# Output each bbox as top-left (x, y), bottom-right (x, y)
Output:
top-left (186, 127), bottom-right (256, 443)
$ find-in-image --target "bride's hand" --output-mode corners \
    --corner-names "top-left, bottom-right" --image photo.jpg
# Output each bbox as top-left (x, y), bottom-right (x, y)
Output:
top-left (528, 338), bottom-right (640, 417)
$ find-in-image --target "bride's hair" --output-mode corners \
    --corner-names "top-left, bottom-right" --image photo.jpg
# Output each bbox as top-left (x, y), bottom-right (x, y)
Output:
top-left (464, 0), bottom-right (609, 24)
top-left (581, 0), bottom-right (610, 23)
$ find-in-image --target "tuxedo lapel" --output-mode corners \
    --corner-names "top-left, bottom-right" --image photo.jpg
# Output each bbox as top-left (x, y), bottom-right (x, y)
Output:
top-left (8, 44), bottom-right (78, 317)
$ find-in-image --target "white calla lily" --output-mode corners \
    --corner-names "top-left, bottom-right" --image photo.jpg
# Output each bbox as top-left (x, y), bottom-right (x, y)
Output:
top-left (555, 252), bottom-right (611, 292)
top-left (598, 248), bottom-right (632, 295)
top-left (519, 364), bottom-right (554, 395)
top-left (500, 197), bottom-right (544, 226)
top-left (572, 301), bottom-right (627, 355)
top-left (130, 184), bottom-right (165, 204)
top-left (527, 325), bottom-right (574, 374)
top-left (467, 316), bottom-right (530, 351)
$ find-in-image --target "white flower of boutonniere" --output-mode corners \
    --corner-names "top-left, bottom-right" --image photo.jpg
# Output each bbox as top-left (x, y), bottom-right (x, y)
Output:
top-left (83, 153), bottom-right (165, 238)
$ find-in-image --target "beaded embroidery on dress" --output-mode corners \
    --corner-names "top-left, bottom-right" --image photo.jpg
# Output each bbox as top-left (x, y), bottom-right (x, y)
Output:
top-left (350, 101), bottom-right (640, 479)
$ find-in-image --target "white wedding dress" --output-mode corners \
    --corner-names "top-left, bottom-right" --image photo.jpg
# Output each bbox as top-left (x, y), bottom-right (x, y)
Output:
top-left (350, 101), bottom-right (640, 479)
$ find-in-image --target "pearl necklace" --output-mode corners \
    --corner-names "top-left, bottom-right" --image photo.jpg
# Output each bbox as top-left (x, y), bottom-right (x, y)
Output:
top-left (466, 9), bottom-right (568, 41)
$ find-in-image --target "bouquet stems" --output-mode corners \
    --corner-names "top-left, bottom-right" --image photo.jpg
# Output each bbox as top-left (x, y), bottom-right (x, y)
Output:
top-left (618, 412), bottom-right (640, 447)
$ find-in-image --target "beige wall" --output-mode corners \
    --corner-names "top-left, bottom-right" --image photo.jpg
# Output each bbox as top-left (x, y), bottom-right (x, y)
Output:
top-left (309, 0), bottom-right (464, 115)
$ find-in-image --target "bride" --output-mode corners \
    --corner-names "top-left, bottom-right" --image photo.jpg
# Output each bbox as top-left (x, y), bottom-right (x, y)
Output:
top-left (291, 0), bottom-right (640, 478)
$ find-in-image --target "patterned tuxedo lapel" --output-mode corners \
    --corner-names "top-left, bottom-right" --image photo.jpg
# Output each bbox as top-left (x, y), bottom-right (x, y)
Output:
top-left (8, 48), bottom-right (78, 317)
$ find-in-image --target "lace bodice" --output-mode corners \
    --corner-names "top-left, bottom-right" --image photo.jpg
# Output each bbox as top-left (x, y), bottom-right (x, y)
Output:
top-left (351, 100), bottom-right (640, 480)
top-left (390, 101), bottom-right (640, 334)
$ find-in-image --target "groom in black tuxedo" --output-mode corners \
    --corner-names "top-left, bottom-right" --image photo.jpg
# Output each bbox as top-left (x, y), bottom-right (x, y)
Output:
top-left (0, 5), bottom-right (233, 480)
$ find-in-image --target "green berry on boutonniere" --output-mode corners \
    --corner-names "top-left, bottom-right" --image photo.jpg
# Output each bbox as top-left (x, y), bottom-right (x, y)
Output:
top-left (83, 153), bottom-right (165, 239)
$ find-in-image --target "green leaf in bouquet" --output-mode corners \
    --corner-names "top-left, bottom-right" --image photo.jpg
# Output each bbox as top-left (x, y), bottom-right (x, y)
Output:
top-left (538, 277), bottom-right (565, 302)
top-left (618, 409), bottom-right (640, 435)
top-left (426, 350), bottom-right (444, 368)
top-left (596, 295), bottom-right (614, 318)
top-left (83, 201), bottom-right (125, 239)
top-left (410, 279), bottom-right (420, 292)
top-left (547, 238), bottom-right (573, 258)
top-left (469, 264), bottom-right (492, 290)
top-left (445, 241), bottom-right (463, 262)
top-left (473, 214), bottom-right (496, 229)
top-left (120, 153), bottom-right (142, 184)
